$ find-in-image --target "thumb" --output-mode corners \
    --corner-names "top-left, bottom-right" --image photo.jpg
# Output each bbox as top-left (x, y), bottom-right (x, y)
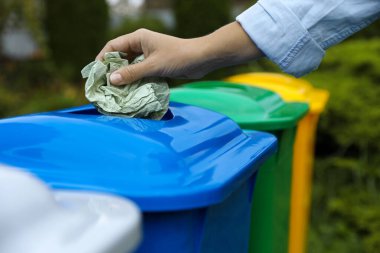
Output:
top-left (110, 61), bottom-right (153, 85)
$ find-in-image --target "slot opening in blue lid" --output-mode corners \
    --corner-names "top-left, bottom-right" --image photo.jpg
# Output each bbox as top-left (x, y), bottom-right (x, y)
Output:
top-left (66, 107), bottom-right (174, 121)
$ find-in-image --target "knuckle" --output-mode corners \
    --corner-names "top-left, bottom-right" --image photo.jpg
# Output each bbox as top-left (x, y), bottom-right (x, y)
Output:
top-left (136, 28), bottom-right (148, 34)
top-left (104, 41), bottom-right (114, 50)
top-left (105, 40), bottom-right (113, 47)
top-left (120, 66), bottom-right (136, 82)
top-left (135, 28), bottom-right (150, 38)
top-left (144, 59), bottom-right (155, 70)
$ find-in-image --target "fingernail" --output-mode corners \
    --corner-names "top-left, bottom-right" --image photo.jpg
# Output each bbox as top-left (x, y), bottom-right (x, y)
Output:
top-left (110, 73), bottom-right (122, 84)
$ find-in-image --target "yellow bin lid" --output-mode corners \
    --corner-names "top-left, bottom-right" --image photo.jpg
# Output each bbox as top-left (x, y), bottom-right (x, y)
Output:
top-left (225, 73), bottom-right (329, 113)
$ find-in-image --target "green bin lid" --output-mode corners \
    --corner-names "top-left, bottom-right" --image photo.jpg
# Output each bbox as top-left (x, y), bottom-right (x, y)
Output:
top-left (170, 81), bottom-right (309, 131)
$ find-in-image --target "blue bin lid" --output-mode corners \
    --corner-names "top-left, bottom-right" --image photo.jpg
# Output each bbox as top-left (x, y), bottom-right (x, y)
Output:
top-left (0, 103), bottom-right (277, 211)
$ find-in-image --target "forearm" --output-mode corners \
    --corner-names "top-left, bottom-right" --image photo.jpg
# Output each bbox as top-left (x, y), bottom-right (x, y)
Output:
top-left (193, 22), bottom-right (263, 73)
top-left (98, 22), bottom-right (263, 84)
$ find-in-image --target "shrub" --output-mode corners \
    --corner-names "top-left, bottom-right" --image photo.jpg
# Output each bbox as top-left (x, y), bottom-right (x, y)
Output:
top-left (305, 39), bottom-right (380, 156)
top-left (304, 38), bottom-right (380, 253)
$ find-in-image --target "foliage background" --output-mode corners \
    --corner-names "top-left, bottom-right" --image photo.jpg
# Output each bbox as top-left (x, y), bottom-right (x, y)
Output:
top-left (0, 1), bottom-right (379, 252)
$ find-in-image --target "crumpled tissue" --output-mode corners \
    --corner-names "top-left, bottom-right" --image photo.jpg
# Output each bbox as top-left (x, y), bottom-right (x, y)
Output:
top-left (81, 52), bottom-right (169, 120)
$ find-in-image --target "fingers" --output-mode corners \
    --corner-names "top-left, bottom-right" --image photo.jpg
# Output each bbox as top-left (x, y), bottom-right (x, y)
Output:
top-left (96, 29), bottom-right (157, 85)
top-left (110, 59), bottom-right (156, 85)
top-left (96, 29), bottom-right (146, 60)
top-left (96, 42), bottom-right (114, 60)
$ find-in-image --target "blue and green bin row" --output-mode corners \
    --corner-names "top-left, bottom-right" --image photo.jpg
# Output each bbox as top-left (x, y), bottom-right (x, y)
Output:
top-left (0, 72), bottom-right (327, 253)
top-left (0, 94), bottom-right (276, 252)
top-left (171, 80), bottom-right (309, 253)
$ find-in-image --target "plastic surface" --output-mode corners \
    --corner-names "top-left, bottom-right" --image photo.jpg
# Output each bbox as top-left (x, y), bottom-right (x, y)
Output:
top-left (0, 166), bottom-right (141, 253)
top-left (0, 102), bottom-right (276, 211)
top-left (136, 176), bottom-right (256, 253)
top-left (289, 114), bottom-right (320, 253)
top-left (0, 103), bottom-right (277, 253)
top-left (171, 82), bottom-right (309, 253)
top-left (225, 72), bottom-right (329, 113)
top-left (225, 72), bottom-right (329, 253)
top-left (171, 81), bottom-right (308, 130)
top-left (246, 129), bottom-right (296, 253)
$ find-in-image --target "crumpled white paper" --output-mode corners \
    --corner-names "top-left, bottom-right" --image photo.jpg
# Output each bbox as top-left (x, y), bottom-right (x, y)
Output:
top-left (81, 52), bottom-right (169, 120)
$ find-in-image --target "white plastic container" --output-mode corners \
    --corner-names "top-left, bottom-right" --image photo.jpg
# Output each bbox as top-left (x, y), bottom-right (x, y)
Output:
top-left (0, 166), bottom-right (142, 253)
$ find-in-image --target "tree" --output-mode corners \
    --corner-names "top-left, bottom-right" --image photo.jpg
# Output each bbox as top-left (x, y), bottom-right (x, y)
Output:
top-left (45, 0), bottom-right (109, 80)
top-left (0, 0), bottom-right (45, 57)
top-left (173, 0), bottom-right (232, 38)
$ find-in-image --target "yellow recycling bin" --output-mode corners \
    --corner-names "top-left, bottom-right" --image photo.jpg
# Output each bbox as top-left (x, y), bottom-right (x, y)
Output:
top-left (225, 73), bottom-right (329, 253)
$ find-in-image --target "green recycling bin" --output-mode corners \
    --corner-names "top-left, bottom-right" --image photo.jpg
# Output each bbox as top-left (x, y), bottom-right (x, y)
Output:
top-left (170, 81), bottom-right (309, 253)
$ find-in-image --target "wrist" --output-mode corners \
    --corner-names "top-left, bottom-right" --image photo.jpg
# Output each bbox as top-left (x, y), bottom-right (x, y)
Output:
top-left (198, 22), bottom-right (263, 69)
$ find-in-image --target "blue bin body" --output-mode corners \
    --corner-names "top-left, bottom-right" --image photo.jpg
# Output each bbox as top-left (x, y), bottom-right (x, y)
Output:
top-left (0, 102), bottom-right (277, 253)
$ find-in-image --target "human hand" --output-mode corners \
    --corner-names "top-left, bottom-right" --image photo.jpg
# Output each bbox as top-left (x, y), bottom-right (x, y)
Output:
top-left (97, 22), bottom-right (262, 85)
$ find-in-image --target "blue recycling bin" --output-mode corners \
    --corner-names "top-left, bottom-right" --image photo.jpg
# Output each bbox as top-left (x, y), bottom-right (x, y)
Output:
top-left (0, 102), bottom-right (277, 253)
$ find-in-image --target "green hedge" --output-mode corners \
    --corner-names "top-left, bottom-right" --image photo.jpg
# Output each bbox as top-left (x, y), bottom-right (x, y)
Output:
top-left (304, 38), bottom-right (380, 253)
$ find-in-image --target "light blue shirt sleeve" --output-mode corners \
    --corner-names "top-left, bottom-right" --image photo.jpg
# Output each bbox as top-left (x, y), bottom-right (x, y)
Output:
top-left (236, 0), bottom-right (380, 77)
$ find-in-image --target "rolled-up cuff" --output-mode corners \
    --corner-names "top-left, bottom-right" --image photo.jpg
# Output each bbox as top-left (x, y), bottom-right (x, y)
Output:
top-left (236, 0), bottom-right (325, 77)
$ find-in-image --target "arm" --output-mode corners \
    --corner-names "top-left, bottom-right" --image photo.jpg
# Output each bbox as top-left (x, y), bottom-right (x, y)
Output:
top-left (97, 22), bottom-right (262, 85)
top-left (97, 0), bottom-right (380, 85)
top-left (237, 0), bottom-right (380, 77)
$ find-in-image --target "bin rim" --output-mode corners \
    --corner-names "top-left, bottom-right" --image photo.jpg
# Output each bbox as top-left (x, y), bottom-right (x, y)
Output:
top-left (0, 167), bottom-right (142, 253)
top-left (0, 103), bottom-right (277, 212)
top-left (172, 81), bottom-right (309, 130)
top-left (225, 72), bottom-right (329, 113)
